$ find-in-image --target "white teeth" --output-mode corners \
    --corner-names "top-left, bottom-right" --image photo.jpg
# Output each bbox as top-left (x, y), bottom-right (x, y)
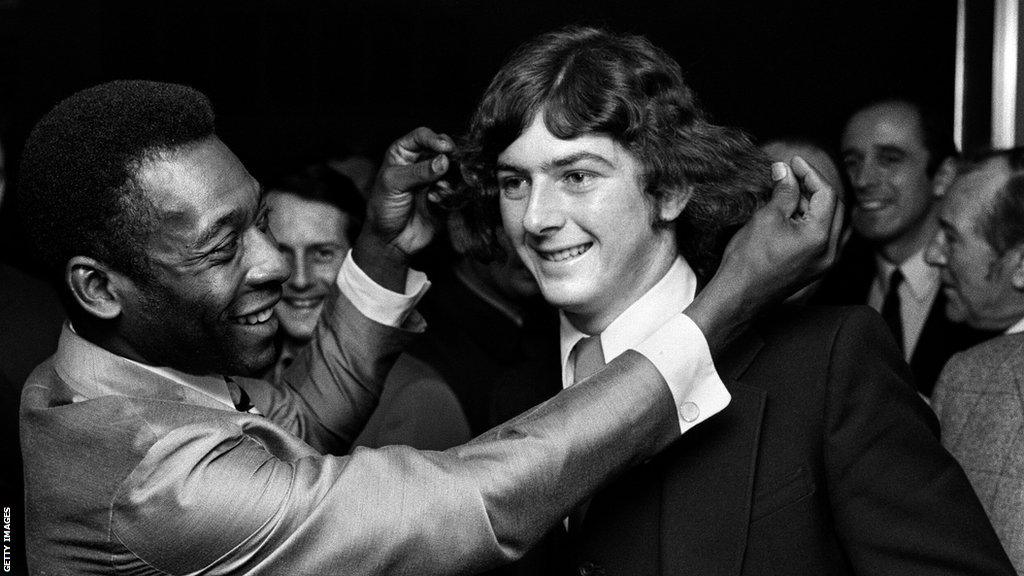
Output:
top-left (287, 297), bottom-right (321, 309)
top-left (859, 200), bottom-right (886, 211)
top-left (540, 244), bottom-right (591, 262)
top-left (235, 308), bottom-right (273, 325)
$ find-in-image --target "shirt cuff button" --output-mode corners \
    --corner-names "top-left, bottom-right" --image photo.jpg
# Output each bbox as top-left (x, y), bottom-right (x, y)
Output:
top-left (681, 401), bottom-right (700, 423)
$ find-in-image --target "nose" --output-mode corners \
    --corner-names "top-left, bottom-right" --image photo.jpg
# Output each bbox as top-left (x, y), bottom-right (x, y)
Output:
top-left (849, 159), bottom-right (880, 191)
top-left (288, 252), bottom-right (312, 291)
top-left (924, 230), bottom-right (947, 268)
top-left (245, 227), bottom-right (290, 287)
top-left (522, 181), bottom-right (565, 237)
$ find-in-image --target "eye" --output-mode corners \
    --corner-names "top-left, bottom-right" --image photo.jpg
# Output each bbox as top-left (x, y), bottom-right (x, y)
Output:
top-left (878, 152), bottom-right (904, 167)
top-left (498, 175), bottom-right (529, 200)
top-left (211, 235), bottom-right (240, 263)
top-left (563, 170), bottom-right (595, 190)
top-left (312, 247), bottom-right (338, 264)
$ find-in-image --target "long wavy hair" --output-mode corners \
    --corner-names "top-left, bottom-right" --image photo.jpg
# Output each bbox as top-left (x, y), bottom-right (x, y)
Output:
top-left (458, 26), bottom-right (771, 282)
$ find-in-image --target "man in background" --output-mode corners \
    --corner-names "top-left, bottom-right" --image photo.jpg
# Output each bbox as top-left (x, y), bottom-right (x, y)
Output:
top-left (816, 98), bottom-right (992, 396)
top-left (927, 147), bottom-right (1024, 572)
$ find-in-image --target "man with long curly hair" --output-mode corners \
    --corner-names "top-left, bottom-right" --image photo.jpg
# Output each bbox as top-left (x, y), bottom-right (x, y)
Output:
top-left (460, 26), bottom-right (1014, 576)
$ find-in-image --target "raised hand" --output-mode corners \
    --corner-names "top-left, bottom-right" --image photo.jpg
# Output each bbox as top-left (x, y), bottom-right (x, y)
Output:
top-left (686, 157), bottom-right (844, 352)
top-left (353, 127), bottom-right (454, 291)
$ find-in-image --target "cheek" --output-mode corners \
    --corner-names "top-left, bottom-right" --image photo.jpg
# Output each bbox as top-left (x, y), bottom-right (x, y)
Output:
top-left (313, 262), bottom-right (342, 286)
top-left (499, 198), bottom-right (526, 239)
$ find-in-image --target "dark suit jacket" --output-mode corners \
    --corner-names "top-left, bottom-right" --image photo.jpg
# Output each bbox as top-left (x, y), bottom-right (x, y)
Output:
top-left (492, 305), bottom-right (1014, 576)
top-left (812, 236), bottom-right (993, 396)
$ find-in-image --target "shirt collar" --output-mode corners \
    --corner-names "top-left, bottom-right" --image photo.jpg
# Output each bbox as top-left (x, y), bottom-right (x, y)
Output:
top-left (1005, 315), bottom-right (1024, 335)
top-left (559, 256), bottom-right (697, 388)
top-left (57, 323), bottom-right (236, 411)
top-left (875, 248), bottom-right (939, 302)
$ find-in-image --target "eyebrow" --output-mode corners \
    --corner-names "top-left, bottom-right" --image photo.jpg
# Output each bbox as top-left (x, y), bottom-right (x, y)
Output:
top-left (496, 151), bottom-right (616, 173)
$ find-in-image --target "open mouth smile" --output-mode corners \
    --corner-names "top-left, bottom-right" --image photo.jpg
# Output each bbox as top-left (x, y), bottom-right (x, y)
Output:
top-left (537, 243), bottom-right (592, 262)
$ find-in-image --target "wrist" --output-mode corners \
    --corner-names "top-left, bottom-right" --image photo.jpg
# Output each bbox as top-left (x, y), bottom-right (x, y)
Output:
top-left (352, 231), bottom-right (410, 293)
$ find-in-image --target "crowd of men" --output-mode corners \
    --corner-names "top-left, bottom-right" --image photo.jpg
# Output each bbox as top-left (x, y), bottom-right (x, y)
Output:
top-left (2, 25), bottom-right (1023, 576)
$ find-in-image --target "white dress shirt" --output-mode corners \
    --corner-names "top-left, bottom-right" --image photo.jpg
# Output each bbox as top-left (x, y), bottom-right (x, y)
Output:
top-left (867, 249), bottom-right (940, 361)
top-left (1005, 315), bottom-right (1024, 335)
top-left (560, 257), bottom-right (730, 434)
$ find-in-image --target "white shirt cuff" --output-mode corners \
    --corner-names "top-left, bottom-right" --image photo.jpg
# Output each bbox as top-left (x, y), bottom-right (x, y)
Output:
top-left (632, 313), bottom-right (731, 434)
top-left (336, 249), bottom-right (430, 330)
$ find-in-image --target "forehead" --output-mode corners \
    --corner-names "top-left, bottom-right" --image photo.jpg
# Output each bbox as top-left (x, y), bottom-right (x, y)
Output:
top-left (497, 113), bottom-right (634, 169)
top-left (136, 137), bottom-right (258, 238)
top-left (946, 158), bottom-right (1011, 220)
top-left (267, 191), bottom-right (349, 243)
top-left (842, 102), bottom-right (926, 151)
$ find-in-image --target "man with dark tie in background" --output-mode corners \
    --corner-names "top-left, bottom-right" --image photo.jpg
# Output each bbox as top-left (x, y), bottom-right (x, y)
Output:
top-left (816, 98), bottom-right (994, 396)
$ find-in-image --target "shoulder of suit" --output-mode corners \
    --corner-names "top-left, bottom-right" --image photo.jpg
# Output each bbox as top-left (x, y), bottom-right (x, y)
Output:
top-left (757, 303), bottom-right (879, 340)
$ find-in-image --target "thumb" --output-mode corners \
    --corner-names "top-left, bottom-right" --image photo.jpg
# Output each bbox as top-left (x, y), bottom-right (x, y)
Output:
top-left (768, 161), bottom-right (800, 218)
top-left (386, 154), bottom-right (449, 193)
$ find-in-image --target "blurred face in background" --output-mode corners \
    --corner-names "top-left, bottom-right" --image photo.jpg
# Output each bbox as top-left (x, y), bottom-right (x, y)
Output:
top-left (841, 102), bottom-right (947, 262)
top-left (267, 190), bottom-right (352, 342)
top-left (926, 158), bottom-right (1024, 330)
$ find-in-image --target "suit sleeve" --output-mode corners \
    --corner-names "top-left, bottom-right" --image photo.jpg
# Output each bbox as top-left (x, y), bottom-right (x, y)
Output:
top-left (111, 350), bottom-right (682, 575)
top-left (823, 308), bottom-right (1015, 575)
top-left (244, 288), bottom-right (420, 455)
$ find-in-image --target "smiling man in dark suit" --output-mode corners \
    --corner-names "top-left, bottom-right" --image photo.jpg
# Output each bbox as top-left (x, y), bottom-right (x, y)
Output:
top-left (461, 26), bottom-right (1015, 576)
top-left (814, 98), bottom-right (994, 396)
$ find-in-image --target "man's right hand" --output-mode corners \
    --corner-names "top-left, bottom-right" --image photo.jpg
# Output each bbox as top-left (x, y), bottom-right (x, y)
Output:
top-left (686, 157), bottom-right (844, 352)
top-left (352, 127), bottom-right (454, 292)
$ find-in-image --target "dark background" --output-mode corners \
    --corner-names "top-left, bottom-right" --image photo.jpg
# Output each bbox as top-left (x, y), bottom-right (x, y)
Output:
top-left (0, 0), bottom-right (956, 270)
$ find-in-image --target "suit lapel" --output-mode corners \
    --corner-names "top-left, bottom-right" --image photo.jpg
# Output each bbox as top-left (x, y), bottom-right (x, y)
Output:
top-left (575, 328), bottom-right (767, 576)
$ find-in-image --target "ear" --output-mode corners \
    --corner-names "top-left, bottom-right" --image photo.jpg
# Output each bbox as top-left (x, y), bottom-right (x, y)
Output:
top-left (931, 157), bottom-right (958, 198)
top-left (66, 256), bottom-right (130, 321)
top-left (657, 185), bottom-right (694, 222)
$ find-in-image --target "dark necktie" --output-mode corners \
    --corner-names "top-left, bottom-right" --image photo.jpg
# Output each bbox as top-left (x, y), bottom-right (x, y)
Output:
top-left (225, 377), bottom-right (262, 415)
top-left (881, 268), bottom-right (904, 352)
top-left (572, 335), bottom-right (605, 385)
top-left (568, 335), bottom-right (605, 537)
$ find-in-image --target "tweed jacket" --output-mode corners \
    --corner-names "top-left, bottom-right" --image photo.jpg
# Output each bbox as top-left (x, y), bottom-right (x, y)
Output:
top-left (21, 290), bottom-right (689, 575)
top-left (933, 332), bottom-right (1024, 573)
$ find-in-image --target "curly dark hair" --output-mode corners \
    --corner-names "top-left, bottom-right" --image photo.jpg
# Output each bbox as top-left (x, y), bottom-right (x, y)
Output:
top-left (19, 80), bottom-right (216, 285)
top-left (458, 26), bottom-right (771, 282)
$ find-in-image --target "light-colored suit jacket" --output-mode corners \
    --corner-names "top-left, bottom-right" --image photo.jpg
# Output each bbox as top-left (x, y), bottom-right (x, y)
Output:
top-left (934, 332), bottom-right (1024, 573)
top-left (20, 291), bottom-right (681, 575)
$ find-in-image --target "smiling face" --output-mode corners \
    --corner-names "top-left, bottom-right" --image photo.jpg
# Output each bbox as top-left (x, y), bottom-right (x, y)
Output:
top-left (267, 191), bottom-right (351, 342)
top-left (841, 102), bottom-right (943, 262)
top-left (926, 157), bottom-right (1024, 330)
top-left (497, 114), bottom-right (681, 333)
top-left (118, 137), bottom-right (289, 375)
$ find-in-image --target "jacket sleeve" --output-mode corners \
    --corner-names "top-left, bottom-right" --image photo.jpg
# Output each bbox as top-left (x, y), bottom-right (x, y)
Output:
top-left (111, 350), bottom-right (682, 575)
top-left (244, 289), bottom-right (420, 455)
top-left (823, 307), bottom-right (1015, 575)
